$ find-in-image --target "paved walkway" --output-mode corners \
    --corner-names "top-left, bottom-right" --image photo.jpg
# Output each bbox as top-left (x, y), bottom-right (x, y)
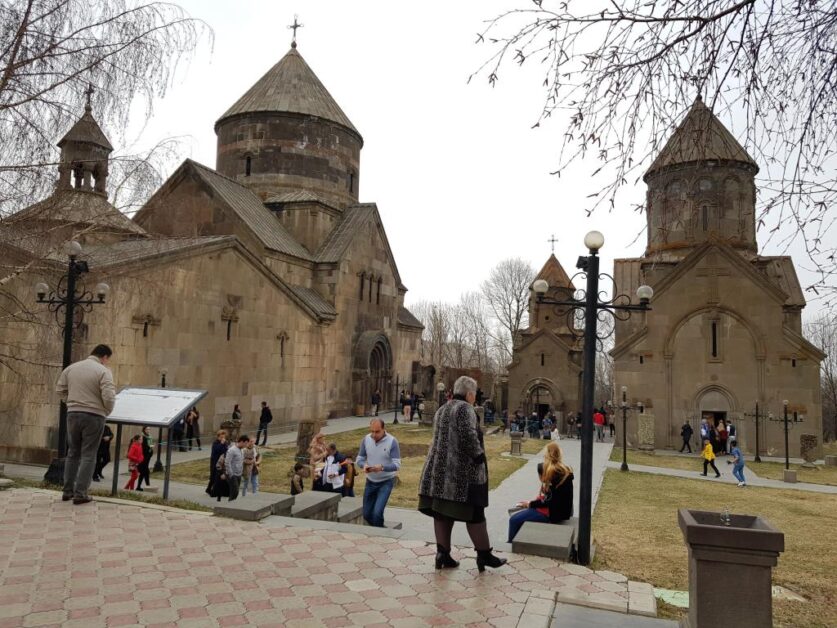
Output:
top-left (0, 489), bottom-right (657, 627)
top-left (605, 460), bottom-right (837, 494)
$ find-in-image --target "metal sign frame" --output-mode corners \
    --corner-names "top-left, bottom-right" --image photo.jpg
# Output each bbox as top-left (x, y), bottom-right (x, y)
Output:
top-left (106, 386), bottom-right (207, 499)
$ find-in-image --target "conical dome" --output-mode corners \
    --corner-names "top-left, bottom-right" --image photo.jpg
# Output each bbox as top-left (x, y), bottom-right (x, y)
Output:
top-left (216, 46), bottom-right (360, 139)
top-left (644, 97), bottom-right (756, 180)
top-left (58, 104), bottom-right (113, 151)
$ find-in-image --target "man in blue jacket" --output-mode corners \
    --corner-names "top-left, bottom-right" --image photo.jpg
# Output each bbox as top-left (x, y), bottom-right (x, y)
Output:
top-left (356, 418), bottom-right (401, 527)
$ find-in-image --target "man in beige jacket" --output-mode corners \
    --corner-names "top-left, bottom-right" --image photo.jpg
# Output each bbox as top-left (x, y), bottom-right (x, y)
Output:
top-left (56, 344), bottom-right (116, 504)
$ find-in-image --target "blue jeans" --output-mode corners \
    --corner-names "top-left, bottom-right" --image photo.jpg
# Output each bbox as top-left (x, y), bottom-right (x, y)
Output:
top-left (732, 464), bottom-right (746, 483)
top-left (363, 478), bottom-right (395, 527)
top-left (508, 508), bottom-right (550, 542)
top-left (241, 473), bottom-right (259, 496)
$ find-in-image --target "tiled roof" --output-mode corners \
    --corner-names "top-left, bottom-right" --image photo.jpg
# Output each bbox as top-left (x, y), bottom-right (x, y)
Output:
top-left (755, 256), bottom-right (806, 307)
top-left (76, 236), bottom-right (231, 268)
top-left (316, 204), bottom-right (375, 263)
top-left (5, 190), bottom-right (146, 236)
top-left (535, 254), bottom-right (575, 291)
top-left (645, 97), bottom-right (757, 178)
top-left (58, 106), bottom-right (113, 151)
top-left (184, 160), bottom-right (313, 260)
top-left (216, 46), bottom-right (360, 139)
top-left (287, 285), bottom-right (337, 320)
top-left (398, 306), bottom-right (424, 329)
top-left (264, 190), bottom-right (336, 208)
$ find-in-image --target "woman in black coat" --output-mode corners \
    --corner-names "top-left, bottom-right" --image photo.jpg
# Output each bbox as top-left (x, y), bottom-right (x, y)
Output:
top-left (206, 430), bottom-right (229, 498)
top-left (418, 376), bottom-right (507, 572)
top-left (507, 442), bottom-right (574, 541)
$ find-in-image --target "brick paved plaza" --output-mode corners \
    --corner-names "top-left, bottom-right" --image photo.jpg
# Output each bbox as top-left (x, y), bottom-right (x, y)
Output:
top-left (0, 489), bottom-right (656, 627)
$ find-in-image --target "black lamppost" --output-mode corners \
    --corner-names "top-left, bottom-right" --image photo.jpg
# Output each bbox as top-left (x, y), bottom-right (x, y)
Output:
top-left (743, 402), bottom-right (762, 463)
top-left (769, 400), bottom-right (804, 470)
top-left (152, 370), bottom-right (167, 473)
top-left (534, 230), bottom-right (652, 566)
top-left (620, 386), bottom-right (630, 471)
top-left (35, 240), bottom-right (110, 484)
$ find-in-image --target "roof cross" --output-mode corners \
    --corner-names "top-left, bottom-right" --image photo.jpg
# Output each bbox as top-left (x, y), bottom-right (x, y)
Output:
top-left (288, 15), bottom-right (304, 47)
top-left (548, 234), bottom-right (558, 253)
top-left (84, 83), bottom-right (94, 111)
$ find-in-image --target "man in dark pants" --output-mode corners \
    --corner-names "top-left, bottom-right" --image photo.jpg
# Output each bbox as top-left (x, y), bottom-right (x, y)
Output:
top-left (256, 401), bottom-right (272, 446)
top-left (680, 421), bottom-right (694, 453)
top-left (370, 390), bottom-right (381, 417)
top-left (93, 424), bottom-right (113, 481)
top-left (56, 344), bottom-right (116, 504)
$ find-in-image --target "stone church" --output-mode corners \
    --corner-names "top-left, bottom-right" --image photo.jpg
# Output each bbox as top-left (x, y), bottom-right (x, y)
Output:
top-left (507, 254), bottom-right (582, 420)
top-left (0, 42), bottom-right (423, 464)
top-left (612, 97), bottom-right (824, 458)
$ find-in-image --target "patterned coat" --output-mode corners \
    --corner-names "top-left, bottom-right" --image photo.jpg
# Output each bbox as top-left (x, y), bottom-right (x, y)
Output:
top-left (419, 399), bottom-right (488, 507)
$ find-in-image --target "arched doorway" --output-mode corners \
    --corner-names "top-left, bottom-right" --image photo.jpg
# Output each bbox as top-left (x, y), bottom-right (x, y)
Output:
top-left (353, 331), bottom-right (393, 410)
top-left (695, 386), bottom-right (736, 428)
top-left (520, 378), bottom-right (564, 419)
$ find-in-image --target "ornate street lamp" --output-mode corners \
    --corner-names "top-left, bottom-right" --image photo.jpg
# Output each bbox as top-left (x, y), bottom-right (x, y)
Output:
top-left (35, 241), bottom-right (110, 484)
top-left (534, 230), bottom-right (652, 566)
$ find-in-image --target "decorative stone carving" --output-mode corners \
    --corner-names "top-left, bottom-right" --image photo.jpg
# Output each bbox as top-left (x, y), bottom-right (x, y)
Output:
top-left (637, 413), bottom-right (655, 451)
top-left (800, 434), bottom-right (818, 468)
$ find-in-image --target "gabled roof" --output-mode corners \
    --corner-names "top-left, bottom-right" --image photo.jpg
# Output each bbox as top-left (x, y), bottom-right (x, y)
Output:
top-left (5, 189), bottom-right (146, 236)
top-left (287, 285), bottom-right (337, 321)
top-left (645, 96), bottom-right (757, 179)
top-left (535, 254), bottom-right (575, 290)
top-left (76, 236), bottom-right (229, 268)
top-left (216, 46), bottom-right (361, 141)
top-left (316, 203), bottom-right (405, 289)
top-left (58, 104), bottom-right (113, 151)
top-left (398, 306), bottom-right (424, 330)
top-left (144, 159), bottom-right (314, 261)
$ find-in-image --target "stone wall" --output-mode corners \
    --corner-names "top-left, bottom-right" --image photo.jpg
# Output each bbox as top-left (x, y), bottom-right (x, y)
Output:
top-left (507, 330), bottom-right (582, 415)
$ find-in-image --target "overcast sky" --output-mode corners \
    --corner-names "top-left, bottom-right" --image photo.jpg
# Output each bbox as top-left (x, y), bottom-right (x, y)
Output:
top-left (124, 0), bottom-right (831, 319)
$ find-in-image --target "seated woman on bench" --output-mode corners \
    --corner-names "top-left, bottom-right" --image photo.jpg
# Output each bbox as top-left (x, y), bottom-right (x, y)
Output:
top-left (507, 441), bottom-right (574, 542)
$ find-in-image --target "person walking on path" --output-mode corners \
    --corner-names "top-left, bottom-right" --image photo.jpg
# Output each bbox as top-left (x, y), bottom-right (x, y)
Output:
top-left (206, 430), bottom-right (229, 497)
top-left (56, 344), bottom-right (116, 505)
top-left (680, 421), bottom-right (694, 453)
top-left (508, 442), bottom-right (574, 542)
top-left (136, 426), bottom-right (153, 490)
top-left (370, 390), bottom-right (381, 417)
top-left (224, 435), bottom-right (248, 501)
top-left (593, 409), bottom-right (606, 442)
top-left (566, 413), bottom-right (576, 439)
top-left (418, 376), bottom-right (507, 573)
top-left (701, 439), bottom-right (721, 478)
top-left (186, 407), bottom-right (201, 451)
top-left (92, 424), bottom-right (113, 482)
top-left (729, 442), bottom-right (747, 486)
top-left (124, 435), bottom-right (144, 490)
top-left (172, 414), bottom-right (187, 452)
top-left (256, 402), bottom-right (272, 446)
top-left (717, 419), bottom-right (729, 455)
top-left (357, 418), bottom-right (401, 527)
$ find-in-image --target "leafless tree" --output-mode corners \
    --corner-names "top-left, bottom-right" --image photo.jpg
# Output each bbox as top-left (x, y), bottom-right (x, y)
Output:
top-left (410, 300), bottom-right (451, 370)
top-left (805, 313), bottom-right (837, 442)
top-left (0, 0), bottom-right (209, 217)
top-left (481, 257), bottom-right (536, 362)
top-left (474, 1), bottom-right (837, 297)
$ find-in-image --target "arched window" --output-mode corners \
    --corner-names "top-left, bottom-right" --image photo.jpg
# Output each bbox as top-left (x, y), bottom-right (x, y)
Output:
top-left (245, 155), bottom-right (252, 177)
top-left (376, 278), bottom-right (382, 305)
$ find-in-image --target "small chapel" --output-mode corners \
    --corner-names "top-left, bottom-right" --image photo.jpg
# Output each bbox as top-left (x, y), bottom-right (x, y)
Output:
top-left (612, 97), bottom-right (824, 458)
top-left (0, 41), bottom-right (423, 464)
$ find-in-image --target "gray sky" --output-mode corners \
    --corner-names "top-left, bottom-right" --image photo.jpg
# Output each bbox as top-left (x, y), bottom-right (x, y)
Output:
top-left (125, 1), bottom-right (829, 318)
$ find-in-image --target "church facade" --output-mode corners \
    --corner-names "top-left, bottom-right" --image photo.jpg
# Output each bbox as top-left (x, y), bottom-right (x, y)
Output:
top-left (612, 97), bottom-right (824, 458)
top-left (507, 255), bottom-right (582, 420)
top-left (0, 43), bottom-right (423, 464)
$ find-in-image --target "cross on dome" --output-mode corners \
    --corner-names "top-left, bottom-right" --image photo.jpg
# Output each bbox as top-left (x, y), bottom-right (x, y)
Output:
top-left (288, 15), bottom-right (304, 48)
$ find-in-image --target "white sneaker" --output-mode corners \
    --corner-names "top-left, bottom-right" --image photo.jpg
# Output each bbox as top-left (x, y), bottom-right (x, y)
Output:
top-left (741, 482), bottom-right (747, 487)
top-left (736, 482), bottom-right (743, 487)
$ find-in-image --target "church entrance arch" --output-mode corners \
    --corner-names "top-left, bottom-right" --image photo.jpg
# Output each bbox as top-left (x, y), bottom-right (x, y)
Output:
top-left (695, 385), bottom-right (736, 428)
top-left (520, 379), bottom-right (564, 419)
top-left (353, 331), bottom-right (393, 411)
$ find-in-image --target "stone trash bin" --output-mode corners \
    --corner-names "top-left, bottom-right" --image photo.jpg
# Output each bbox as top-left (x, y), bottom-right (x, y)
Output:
top-left (678, 508), bottom-right (784, 628)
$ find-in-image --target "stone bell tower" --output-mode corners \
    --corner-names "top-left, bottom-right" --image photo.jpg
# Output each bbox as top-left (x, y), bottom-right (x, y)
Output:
top-left (56, 87), bottom-right (113, 196)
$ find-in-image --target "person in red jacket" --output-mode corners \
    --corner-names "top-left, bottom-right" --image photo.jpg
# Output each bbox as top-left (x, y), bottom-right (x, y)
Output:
top-left (124, 434), bottom-right (144, 490)
top-left (593, 409), bottom-right (606, 442)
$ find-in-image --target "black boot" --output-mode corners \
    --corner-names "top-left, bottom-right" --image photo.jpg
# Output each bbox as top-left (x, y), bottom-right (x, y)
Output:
top-left (435, 544), bottom-right (459, 569)
top-left (476, 548), bottom-right (507, 573)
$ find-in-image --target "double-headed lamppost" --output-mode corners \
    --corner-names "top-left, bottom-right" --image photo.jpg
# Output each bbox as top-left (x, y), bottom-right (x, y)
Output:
top-left (153, 370), bottom-right (167, 473)
top-left (534, 231), bottom-right (652, 566)
top-left (769, 400), bottom-right (804, 470)
top-left (743, 402), bottom-right (763, 463)
top-left (437, 381), bottom-right (446, 407)
top-left (35, 240), bottom-right (110, 484)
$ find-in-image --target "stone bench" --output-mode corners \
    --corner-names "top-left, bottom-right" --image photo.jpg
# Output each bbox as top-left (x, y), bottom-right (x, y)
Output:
top-left (511, 519), bottom-right (576, 561)
top-left (337, 496), bottom-right (364, 524)
top-left (244, 493), bottom-right (295, 517)
top-left (291, 491), bottom-right (341, 521)
top-left (213, 499), bottom-right (274, 522)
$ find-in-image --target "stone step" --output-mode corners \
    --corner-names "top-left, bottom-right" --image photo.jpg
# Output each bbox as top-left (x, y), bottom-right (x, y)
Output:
top-left (337, 496), bottom-right (363, 524)
top-left (0, 478), bottom-right (14, 490)
top-left (241, 493), bottom-right (294, 517)
top-left (512, 520), bottom-right (576, 561)
top-left (291, 490), bottom-right (340, 521)
top-left (213, 499), bottom-right (274, 522)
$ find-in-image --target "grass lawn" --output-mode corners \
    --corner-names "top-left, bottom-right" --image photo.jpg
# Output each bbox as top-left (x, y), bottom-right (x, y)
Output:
top-left (163, 424), bottom-right (547, 509)
top-left (592, 469), bottom-right (837, 627)
top-left (610, 447), bottom-right (837, 486)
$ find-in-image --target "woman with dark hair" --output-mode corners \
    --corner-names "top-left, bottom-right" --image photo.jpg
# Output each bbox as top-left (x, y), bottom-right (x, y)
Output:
top-left (507, 442), bottom-right (574, 541)
top-left (186, 407), bottom-right (201, 451)
top-left (418, 376), bottom-right (507, 573)
top-left (136, 426), bottom-right (154, 490)
top-left (206, 430), bottom-right (229, 498)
